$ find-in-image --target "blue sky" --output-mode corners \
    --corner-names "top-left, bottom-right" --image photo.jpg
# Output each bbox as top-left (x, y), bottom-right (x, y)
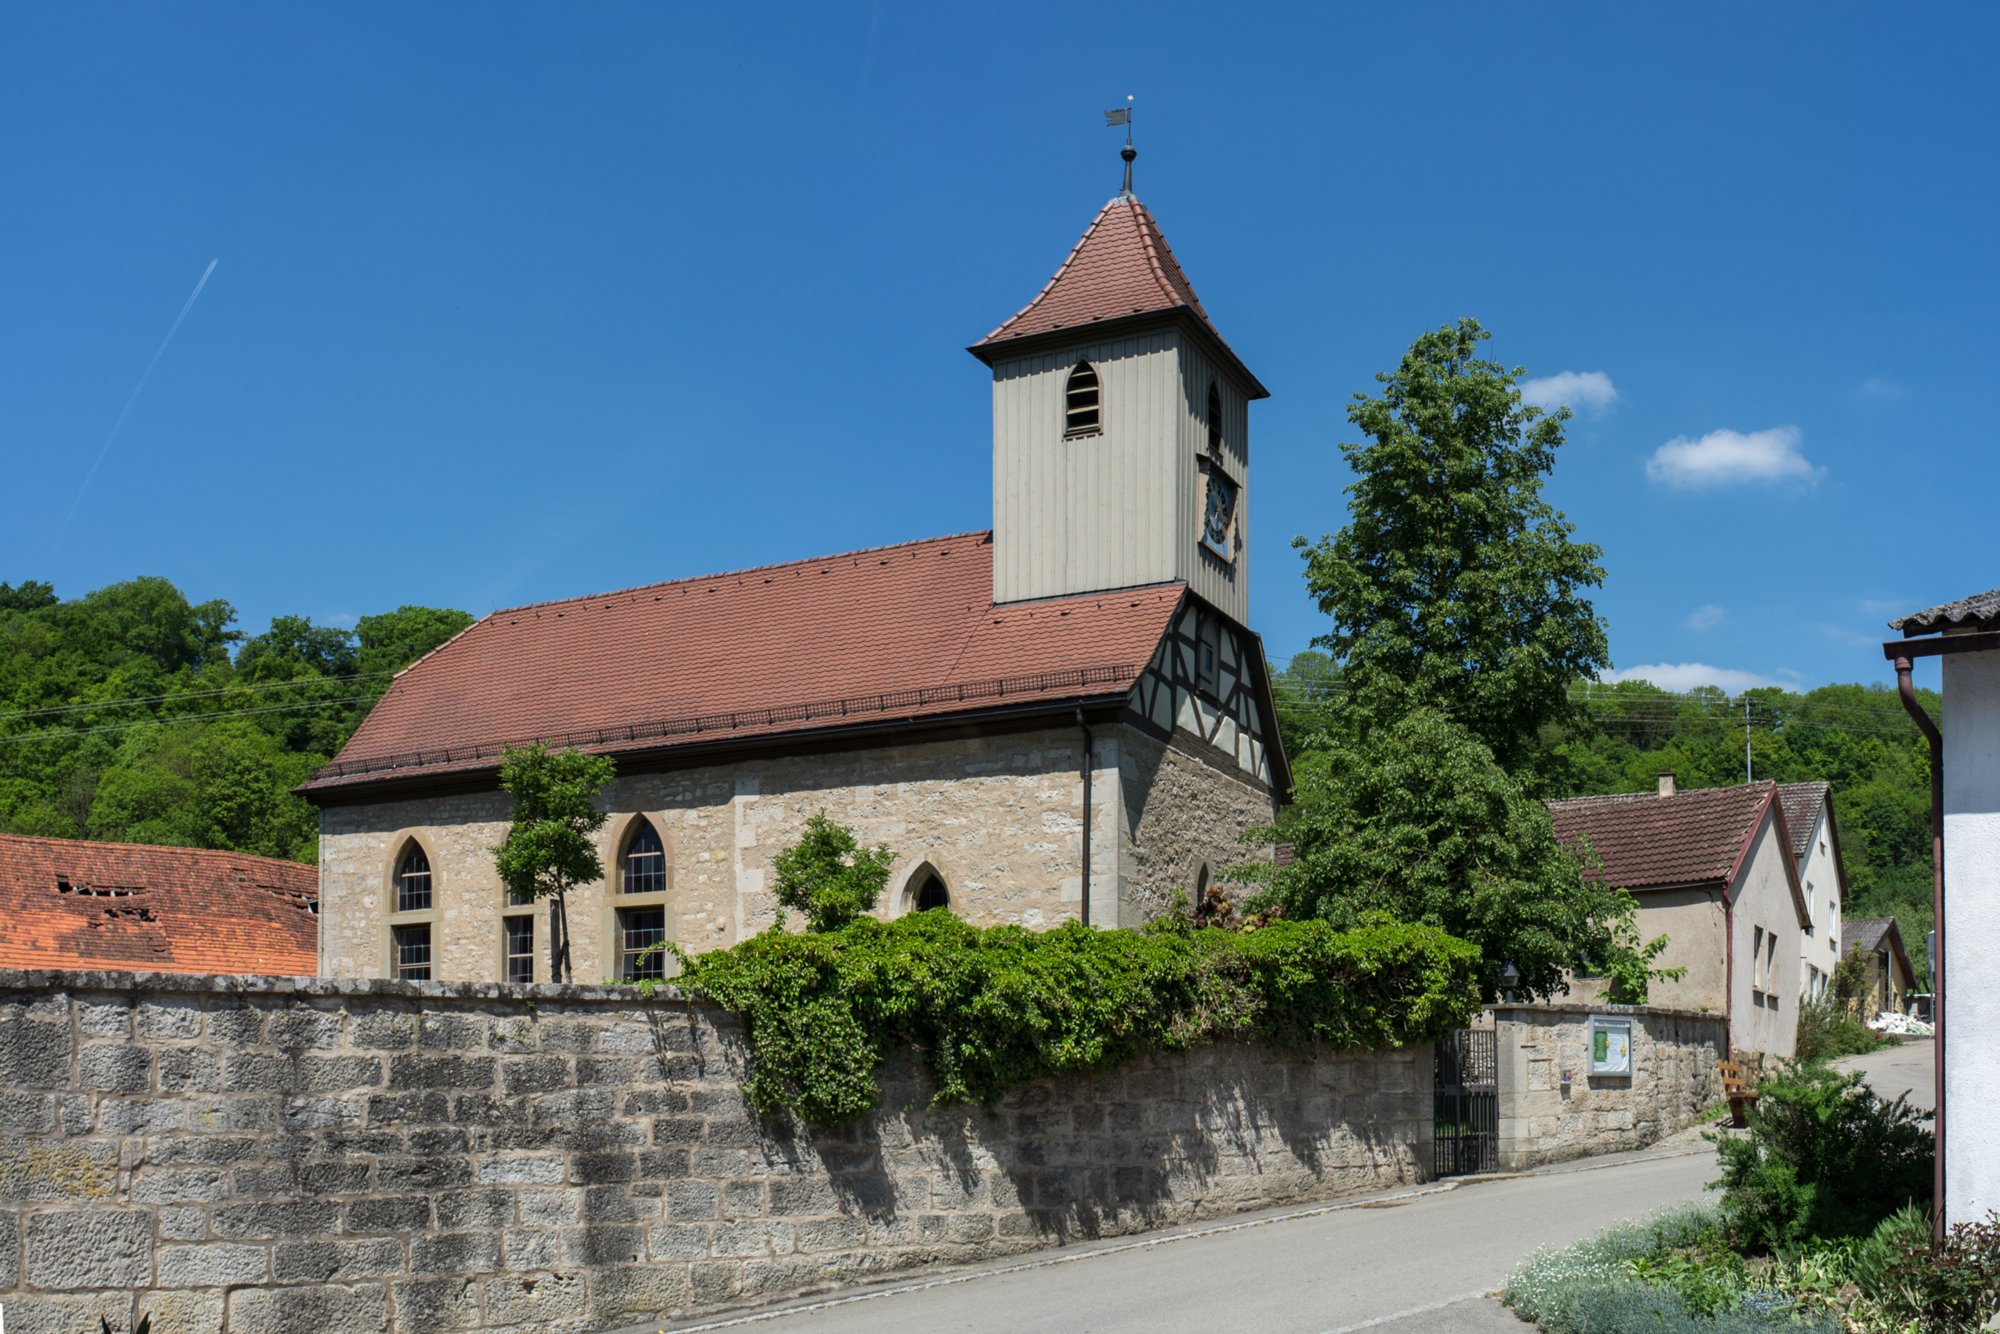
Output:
top-left (3, 4), bottom-right (1993, 694)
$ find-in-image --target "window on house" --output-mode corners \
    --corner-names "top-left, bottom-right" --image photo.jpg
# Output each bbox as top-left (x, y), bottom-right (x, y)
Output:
top-left (503, 915), bottom-right (534, 985)
top-left (1196, 612), bottom-right (1222, 697)
top-left (1768, 931), bottom-right (1779, 994)
top-left (1064, 362), bottom-right (1101, 436)
top-left (506, 884), bottom-right (533, 908)
top-left (395, 845), bottom-right (432, 913)
top-left (912, 871), bottom-right (951, 913)
top-left (392, 922), bottom-right (432, 981)
top-left (618, 905), bottom-right (668, 981)
top-left (1804, 881), bottom-right (1816, 936)
top-left (622, 820), bottom-right (667, 896)
top-left (1752, 926), bottom-right (1766, 991)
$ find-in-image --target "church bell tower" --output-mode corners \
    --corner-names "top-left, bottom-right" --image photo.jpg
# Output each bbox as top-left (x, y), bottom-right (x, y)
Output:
top-left (969, 147), bottom-right (1268, 626)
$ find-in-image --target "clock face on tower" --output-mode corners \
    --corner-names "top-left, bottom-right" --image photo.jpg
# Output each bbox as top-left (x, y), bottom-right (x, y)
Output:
top-left (1203, 471), bottom-right (1238, 554)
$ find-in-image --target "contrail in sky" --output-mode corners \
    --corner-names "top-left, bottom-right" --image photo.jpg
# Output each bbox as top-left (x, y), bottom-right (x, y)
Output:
top-left (51, 257), bottom-right (220, 551)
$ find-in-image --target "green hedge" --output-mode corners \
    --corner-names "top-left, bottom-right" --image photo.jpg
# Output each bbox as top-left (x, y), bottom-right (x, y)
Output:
top-left (668, 911), bottom-right (1480, 1126)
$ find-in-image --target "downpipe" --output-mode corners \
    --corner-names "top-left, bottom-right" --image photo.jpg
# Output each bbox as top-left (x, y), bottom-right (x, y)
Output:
top-left (1077, 708), bottom-right (1092, 929)
top-left (1894, 655), bottom-right (1946, 1243)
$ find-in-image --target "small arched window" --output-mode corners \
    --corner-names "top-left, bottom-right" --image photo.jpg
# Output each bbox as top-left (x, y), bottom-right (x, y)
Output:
top-left (1064, 362), bottom-right (1102, 437)
top-left (395, 844), bottom-right (432, 913)
top-left (621, 820), bottom-right (666, 896)
top-left (912, 870), bottom-right (951, 913)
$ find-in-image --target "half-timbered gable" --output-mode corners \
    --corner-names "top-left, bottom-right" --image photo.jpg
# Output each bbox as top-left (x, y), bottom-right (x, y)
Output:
top-left (1127, 597), bottom-right (1279, 788)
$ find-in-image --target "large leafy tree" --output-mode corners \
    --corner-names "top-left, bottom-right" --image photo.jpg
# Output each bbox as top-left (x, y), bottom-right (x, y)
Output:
top-left (1243, 708), bottom-right (1633, 1002)
top-left (772, 813), bottom-right (895, 932)
top-left (492, 744), bottom-right (616, 982)
top-left (1298, 318), bottom-right (1608, 776)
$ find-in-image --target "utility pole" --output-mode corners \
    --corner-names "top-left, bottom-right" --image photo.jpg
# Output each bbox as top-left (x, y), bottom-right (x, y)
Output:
top-left (1744, 697), bottom-right (1753, 782)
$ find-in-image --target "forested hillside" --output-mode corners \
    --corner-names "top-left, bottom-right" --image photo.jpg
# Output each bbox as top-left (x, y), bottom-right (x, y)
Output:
top-left (1273, 653), bottom-right (1940, 984)
top-left (0, 578), bottom-right (471, 864)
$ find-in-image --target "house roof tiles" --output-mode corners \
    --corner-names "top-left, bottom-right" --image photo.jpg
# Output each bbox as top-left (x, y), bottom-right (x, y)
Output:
top-left (972, 196), bottom-right (1266, 397)
top-left (1546, 782), bottom-right (1780, 890)
top-left (307, 531), bottom-right (1185, 793)
top-left (0, 835), bottom-right (317, 977)
top-left (1891, 588), bottom-right (2000, 633)
top-left (1776, 781), bottom-right (1830, 861)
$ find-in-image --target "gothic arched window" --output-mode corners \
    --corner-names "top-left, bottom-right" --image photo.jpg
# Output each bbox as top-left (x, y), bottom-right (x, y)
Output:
top-left (1064, 362), bottom-right (1102, 437)
top-left (621, 819), bottom-right (667, 896)
top-left (912, 870), bottom-right (951, 913)
top-left (395, 843), bottom-right (432, 913)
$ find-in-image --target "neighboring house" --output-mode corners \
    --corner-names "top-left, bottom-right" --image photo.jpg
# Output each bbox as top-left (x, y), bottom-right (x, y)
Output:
top-left (1883, 585), bottom-right (2000, 1225)
top-left (1548, 776), bottom-right (1811, 1060)
top-left (303, 162), bottom-right (1292, 985)
top-left (0, 833), bottom-right (318, 976)
top-left (1778, 781), bottom-right (1849, 1002)
top-left (1840, 917), bottom-right (1916, 1015)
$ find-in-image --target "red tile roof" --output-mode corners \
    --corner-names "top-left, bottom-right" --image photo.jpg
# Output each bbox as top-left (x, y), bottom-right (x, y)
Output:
top-left (1547, 782), bottom-right (1780, 890)
top-left (972, 196), bottom-right (1266, 397)
top-left (306, 532), bottom-right (1186, 793)
top-left (1777, 782), bottom-right (1830, 861)
top-left (0, 835), bottom-right (317, 976)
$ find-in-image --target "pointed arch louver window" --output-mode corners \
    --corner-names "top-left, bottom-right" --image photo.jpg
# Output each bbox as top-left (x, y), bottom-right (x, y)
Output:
top-left (1064, 362), bottom-right (1102, 437)
top-left (1200, 381), bottom-right (1239, 558)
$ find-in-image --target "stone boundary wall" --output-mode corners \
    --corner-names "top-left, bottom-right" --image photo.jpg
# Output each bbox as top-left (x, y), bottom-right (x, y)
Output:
top-left (0, 970), bottom-right (1432, 1334)
top-left (1489, 1003), bottom-right (1725, 1170)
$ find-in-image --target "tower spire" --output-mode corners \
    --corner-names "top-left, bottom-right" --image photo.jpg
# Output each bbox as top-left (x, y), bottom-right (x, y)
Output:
top-left (1105, 96), bottom-right (1136, 198)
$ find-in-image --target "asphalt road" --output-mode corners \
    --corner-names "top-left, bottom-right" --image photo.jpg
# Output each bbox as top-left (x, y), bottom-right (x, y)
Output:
top-left (628, 1148), bottom-right (1721, 1334)
top-left (1835, 1038), bottom-right (1936, 1112)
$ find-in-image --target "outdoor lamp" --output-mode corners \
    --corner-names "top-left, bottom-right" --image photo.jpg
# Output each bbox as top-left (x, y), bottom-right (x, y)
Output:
top-left (1499, 962), bottom-right (1521, 1005)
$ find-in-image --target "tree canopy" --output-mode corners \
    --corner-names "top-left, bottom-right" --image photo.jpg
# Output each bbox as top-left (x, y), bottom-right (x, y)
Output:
top-left (1297, 318), bottom-right (1608, 775)
top-left (492, 744), bottom-right (617, 982)
top-left (0, 576), bottom-right (471, 862)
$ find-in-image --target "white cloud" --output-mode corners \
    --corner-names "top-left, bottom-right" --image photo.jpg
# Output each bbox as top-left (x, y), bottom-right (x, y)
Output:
top-left (1685, 604), bottom-right (1725, 631)
top-left (1600, 662), bottom-right (1790, 692)
top-left (1520, 370), bottom-right (1619, 414)
top-left (1644, 426), bottom-right (1824, 489)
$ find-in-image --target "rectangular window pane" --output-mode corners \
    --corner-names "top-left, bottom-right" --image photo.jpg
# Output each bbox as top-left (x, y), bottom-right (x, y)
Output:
top-left (504, 915), bottom-right (534, 985)
top-left (619, 906), bottom-right (668, 981)
top-left (393, 923), bottom-right (432, 981)
top-left (623, 851), bottom-right (666, 896)
top-left (506, 885), bottom-right (534, 908)
top-left (398, 871), bottom-right (431, 914)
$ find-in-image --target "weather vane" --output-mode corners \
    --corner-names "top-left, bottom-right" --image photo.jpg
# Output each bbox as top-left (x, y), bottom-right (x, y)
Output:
top-left (1104, 95), bottom-right (1135, 197)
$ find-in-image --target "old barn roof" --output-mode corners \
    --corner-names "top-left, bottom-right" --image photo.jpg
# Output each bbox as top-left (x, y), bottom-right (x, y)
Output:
top-left (971, 195), bottom-right (1267, 397)
top-left (0, 835), bottom-right (317, 976)
top-left (1547, 781), bottom-right (1782, 890)
top-left (306, 531), bottom-right (1186, 794)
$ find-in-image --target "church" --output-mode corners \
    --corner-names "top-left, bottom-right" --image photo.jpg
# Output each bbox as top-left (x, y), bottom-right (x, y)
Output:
top-left (305, 150), bottom-right (1292, 984)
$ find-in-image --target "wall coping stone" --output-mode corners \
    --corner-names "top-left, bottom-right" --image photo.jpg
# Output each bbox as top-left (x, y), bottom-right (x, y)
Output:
top-left (0, 967), bottom-right (689, 1007)
top-left (1486, 1001), bottom-right (1723, 1024)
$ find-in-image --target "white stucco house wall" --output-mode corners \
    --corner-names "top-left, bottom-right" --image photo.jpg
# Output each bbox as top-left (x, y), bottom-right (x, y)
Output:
top-left (1885, 587), bottom-right (2000, 1226)
top-left (1779, 782), bottom-right (1848, 1002)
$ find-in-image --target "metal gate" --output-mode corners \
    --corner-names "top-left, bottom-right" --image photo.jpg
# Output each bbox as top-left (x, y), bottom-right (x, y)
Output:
top-left (1434, 1028), bottom-right (1497, 1176)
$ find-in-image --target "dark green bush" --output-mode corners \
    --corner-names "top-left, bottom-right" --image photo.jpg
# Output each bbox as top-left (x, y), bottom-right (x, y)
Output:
top-left (1714, 1064), bottom-right (1933, 1251)
top-left (671, 910), bottom-right (1481, 1125)
top-left (1875, 1212), bottom-right (2000, 1333)
top-left (1793, 994), bottom-right (1885, 1063)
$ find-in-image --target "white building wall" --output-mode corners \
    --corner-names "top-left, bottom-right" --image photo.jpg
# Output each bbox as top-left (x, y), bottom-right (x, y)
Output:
top-left (1794, 807), bottom-right (1845, 1000)
top-left (1728, 809), bottom-right (1804, 1060)
top-left (1942, 647), bottom-right (2000, 1223)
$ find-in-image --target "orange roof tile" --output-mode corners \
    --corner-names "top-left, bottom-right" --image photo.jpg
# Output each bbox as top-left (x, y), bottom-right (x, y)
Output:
top-left (0, 835), bottom-right (317, 977)
top-left (1547, 782), bottom-right (1779, 890)
top-left (306, 531), bottom-right (1185, 793)
top-left (972, 196), bottom-right (1266, 397)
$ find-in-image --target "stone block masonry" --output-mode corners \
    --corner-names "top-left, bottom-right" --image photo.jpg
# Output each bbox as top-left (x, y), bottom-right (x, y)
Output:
top-left (1488, 1003), bottom-right (1726, 1170)
top-left (0, 970), bottom-right (1432, 1334)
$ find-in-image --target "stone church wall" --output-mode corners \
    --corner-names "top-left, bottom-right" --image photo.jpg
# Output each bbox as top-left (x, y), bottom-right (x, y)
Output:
top-left (0, 970), bottom-right (1433, 1334)
top-left (1116, 730), bottom-right (1278, 927)
top-left (318, 725), bottom-right (1125, 983)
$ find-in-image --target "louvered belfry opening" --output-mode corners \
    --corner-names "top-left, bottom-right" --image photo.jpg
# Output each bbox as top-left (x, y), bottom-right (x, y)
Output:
top-left (1064, 361), bottom-right (1101, 437)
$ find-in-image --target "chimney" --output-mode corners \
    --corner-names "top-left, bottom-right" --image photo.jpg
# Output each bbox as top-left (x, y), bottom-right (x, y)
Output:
top-left (1657, 772), bottom-right (1677, 798)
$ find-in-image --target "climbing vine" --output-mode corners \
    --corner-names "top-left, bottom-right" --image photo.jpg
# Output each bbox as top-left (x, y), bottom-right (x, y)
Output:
top-left (667, 909), bottom-right (1480, 1127)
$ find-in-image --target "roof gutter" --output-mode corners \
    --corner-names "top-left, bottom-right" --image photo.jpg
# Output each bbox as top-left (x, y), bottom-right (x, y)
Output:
top-left (1886, 643), bottom-right (1947, 1241)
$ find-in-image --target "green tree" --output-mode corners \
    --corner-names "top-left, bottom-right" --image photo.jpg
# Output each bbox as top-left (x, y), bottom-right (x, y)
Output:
top-left (1239, 708), bottom-right (1636, 1001)
top-left (356, 605), bottom-right (476, 679)
top-left (772, 813), bottom-right (895, 932)
top-left (1297, 318), bottom-right (1608, 777)
top-left (491, 744), bottom-right (616, 982)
